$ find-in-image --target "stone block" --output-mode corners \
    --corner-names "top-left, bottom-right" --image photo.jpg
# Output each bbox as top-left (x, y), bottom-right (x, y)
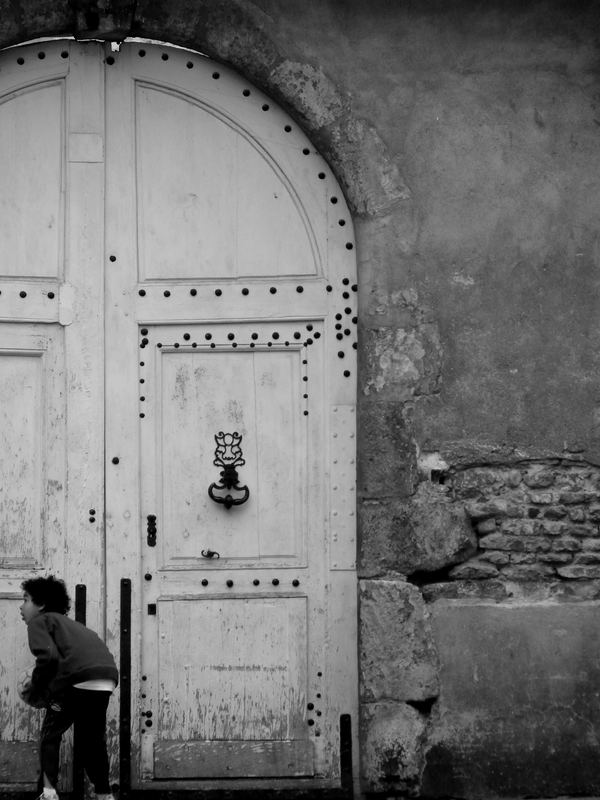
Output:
top-left (506, 470), bottom-right (522, 487)
top-left (403, 483), bottom-right (477, 574)
top-left (449, 560), bottom-right (500, 580)
top-left (359, 578), bottom-right (439, 703)
top-left (528, 492), bottom-right (554, 504)
top-left (544, 506), bottom-right (567, 519)
top-left (559, 491), bottom-right (587, 504)
top-left (269, 60), bottom-right (348, 129)
top-left (359, 482), bottom-right (477, 576)
top-left (561, 523), bottom-right (593, 537)
top-left (509, 553), bottom-right (536, 564)
top-left (358, 401), bottom-right (417, 499)
top-left (362, 323), bottom-right (442, 401)
top-left (557, 564), bottom-right (600, 579)
top-left (476, 518), bottom-right (497, 534)
top-left (328, 116), bottom-right (412, 217)
top-left (478, 533), bottom-right (523, 551)
top-left (523, 469), bottom-right (555, 488)
top-left (535, 519), bottom-right (563, 536)
top-left (538, 552), bottom-right (572, 564)
top-left (581, 538), bottom-right (600, 551)
top-left (358, 498), bottom-right (408, 576)
top-left (501, 564), bottom-right (554, 580)
top-left (552, 537), bottom-right (582, 552)
top-left (465, 500), bottom-right (507, 520)
top-left (573, 552), bottom-right (600, 565)
top-left (422, 602), bottom-right (600, 797)
top-left (479, 551), bottom-right (510, 566)
top-left (360, 701), bottom-right (427, 795)
top-left (522, 537), bottom-right (551, 553)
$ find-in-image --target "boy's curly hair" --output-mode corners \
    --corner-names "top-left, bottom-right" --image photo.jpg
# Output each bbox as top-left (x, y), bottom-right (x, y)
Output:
top-left (21, 575), bottom-right (71, 614)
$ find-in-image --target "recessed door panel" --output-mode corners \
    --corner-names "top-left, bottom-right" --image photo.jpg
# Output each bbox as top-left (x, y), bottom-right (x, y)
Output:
top-left (0, 597), bottom-right (43, 782)
top-left (141, 322), bottom-right (321, 568)
top-left (157, 596), bottom-right (308, 741)
top-left (0, 330), bottom-right (67, 570)
top-left (135, 84), bottom-right (319, 281)
top-left (0, 82), bottom-right (64, 279)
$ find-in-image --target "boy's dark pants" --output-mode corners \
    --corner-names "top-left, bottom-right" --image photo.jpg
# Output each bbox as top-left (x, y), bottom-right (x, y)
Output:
top-left (38, 688), bottom-right (112, 794)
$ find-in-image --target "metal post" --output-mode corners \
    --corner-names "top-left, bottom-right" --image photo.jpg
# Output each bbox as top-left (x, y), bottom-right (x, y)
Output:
top-left (120, 579), bottom-right (132, 800)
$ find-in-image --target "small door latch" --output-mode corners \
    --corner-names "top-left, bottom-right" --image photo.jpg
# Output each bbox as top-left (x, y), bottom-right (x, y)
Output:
top-left (201, 549), bottom-right (220, 559)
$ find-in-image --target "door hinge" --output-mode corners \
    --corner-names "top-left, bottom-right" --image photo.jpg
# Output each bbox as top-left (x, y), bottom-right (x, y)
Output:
top-left (147, 515), bottom-right (157, 547)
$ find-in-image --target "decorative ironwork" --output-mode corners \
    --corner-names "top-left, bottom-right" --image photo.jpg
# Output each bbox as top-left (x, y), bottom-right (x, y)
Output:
top-left (208, 431), bottom-right (250, 509)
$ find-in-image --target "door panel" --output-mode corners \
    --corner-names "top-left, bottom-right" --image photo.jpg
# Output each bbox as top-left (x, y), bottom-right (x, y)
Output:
top-left (134, 82), bottom-right (320, 280)
top-left (141, 321), bottom-right (320, 567)
top-left (102, 42), bottom-right (357, 791)
top-left (139, 320), bottom-right (325, 780)
top-left (0, 329), bottom-right (64, 570)
top-left (0, 82), bottom-right (64, 278)
top-left (154, 595), bottom-right (310, 779)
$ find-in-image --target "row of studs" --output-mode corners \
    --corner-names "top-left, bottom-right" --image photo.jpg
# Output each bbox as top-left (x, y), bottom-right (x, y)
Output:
top-left (0, 281), bottom-right (357, 303)
top-left (0, 289), bottom-right (56, 298)
top-left (135, 277), bottom-right (358, 375)
top-left (138, 328), bottom-right (315, 418)
top-left (137, 284), bottom-right (354, 297)
top-left (104, 52), bottom-right (357, 245)
top-left (11, 49), bottom-right (357, 258)
top-left (310, 671), bottom-right (324, 736)
top-left (14, 50), bottom-right (69, 64)
top-left (144, 573), bottom-right (300, 588)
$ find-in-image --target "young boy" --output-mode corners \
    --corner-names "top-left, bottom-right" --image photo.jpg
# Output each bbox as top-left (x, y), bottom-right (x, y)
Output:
top-left (19, 575), bottom-right (119, 800)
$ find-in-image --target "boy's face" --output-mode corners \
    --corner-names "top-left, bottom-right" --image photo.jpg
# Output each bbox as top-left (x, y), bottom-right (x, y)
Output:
top-left (20, 592), bottom-right (44, 623)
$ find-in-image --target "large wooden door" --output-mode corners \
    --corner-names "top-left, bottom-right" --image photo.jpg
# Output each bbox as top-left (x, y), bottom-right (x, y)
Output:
top-left (0, 39), bottom-right (357, 793)
top-left (0, 42), bottom-right (105, 787)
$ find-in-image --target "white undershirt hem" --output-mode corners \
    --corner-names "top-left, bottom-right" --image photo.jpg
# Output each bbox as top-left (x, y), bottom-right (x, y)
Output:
top-left (73, 679), bottom-right (117, 691)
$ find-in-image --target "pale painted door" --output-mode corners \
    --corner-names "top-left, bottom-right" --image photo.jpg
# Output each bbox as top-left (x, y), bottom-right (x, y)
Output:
top-left (103, 43), bottom-right (358, 792)
top-left (0, 42), bottom-right (105, 788)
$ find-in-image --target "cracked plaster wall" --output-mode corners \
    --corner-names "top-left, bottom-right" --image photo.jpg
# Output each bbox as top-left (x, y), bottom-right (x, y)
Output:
top-left (3, 1), bottom-right (600, 797)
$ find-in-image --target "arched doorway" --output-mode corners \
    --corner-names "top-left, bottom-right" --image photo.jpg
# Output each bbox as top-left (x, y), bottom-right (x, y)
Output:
top-left (0, 39), bottom-right (357, 794)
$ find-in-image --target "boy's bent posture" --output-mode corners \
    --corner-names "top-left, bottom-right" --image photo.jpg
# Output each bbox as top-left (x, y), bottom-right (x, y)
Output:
top-left (19, 576), bottom-right (118, 800)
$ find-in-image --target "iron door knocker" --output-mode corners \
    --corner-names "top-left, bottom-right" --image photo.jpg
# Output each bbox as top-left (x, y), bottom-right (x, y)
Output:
top-left (208, 431), bottom-right (250, 510)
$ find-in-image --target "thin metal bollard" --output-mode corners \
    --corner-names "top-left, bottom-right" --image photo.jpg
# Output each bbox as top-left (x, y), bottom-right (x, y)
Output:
top-left (120, 578), bottom-right (132, 800)
top-left (73, 584), bottom-right (87, 799)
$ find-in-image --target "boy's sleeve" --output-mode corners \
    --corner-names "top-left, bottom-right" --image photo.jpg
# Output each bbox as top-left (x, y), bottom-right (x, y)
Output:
top-left (26, 616), bottom-right (58, 704)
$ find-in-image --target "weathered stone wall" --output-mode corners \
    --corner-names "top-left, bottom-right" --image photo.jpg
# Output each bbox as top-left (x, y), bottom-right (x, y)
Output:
top-left (2, 1), bottom-right (600, 797)
top-left (456, 461), bottom-right (600, 581)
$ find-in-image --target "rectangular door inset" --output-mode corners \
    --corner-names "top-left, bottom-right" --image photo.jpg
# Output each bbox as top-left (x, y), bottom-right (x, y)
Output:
top-left (154, 596), bottom-right (312, 779)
